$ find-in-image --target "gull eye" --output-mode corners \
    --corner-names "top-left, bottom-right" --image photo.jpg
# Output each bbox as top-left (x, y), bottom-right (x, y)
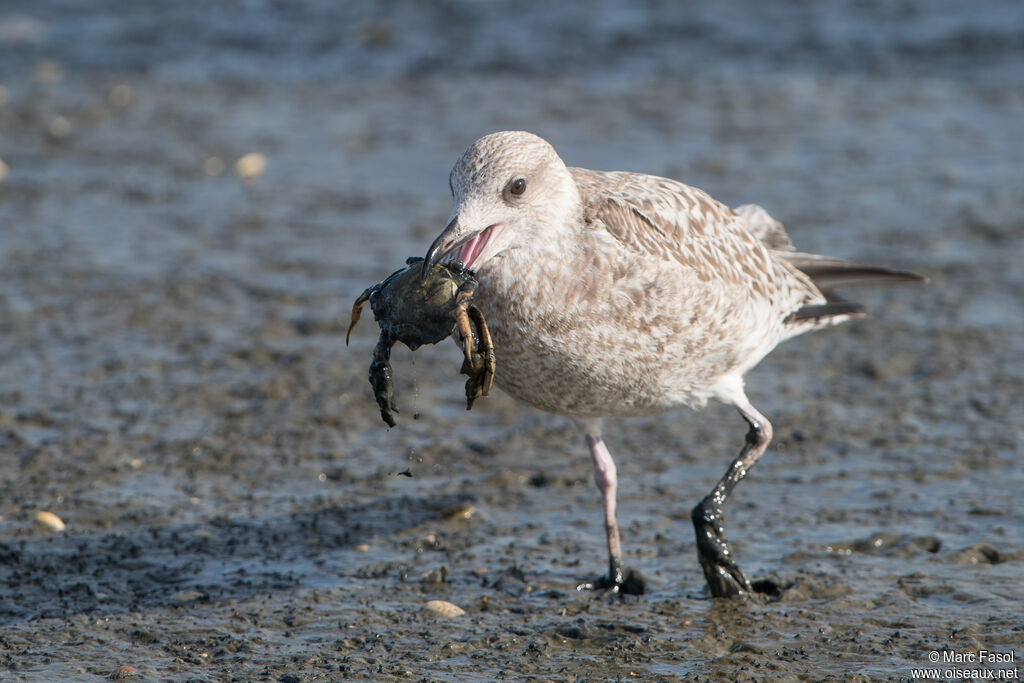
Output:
top-left (509, 177), bottom-right (527, 196)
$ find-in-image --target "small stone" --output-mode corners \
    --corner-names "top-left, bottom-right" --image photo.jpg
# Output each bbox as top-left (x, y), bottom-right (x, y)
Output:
top-left (423, 600), bottom-right (465, 619)
top-left (107, 84), bottom-right (133, 107)
top-left (33, 60), bottom-right (62, 84)
top-left (46, 114), bottom-right (72, 139)
top-left (443, 504), bottom-right (476, 520)
top-left (354, 543), bottom-right (369, 552)
top-left (34, 510), bottom-right (65, 531)
top-left (170, 590), bottom-right (205, 604)
top-left (203, 156), bottom-right (225, 176)
top-left (110, 665), bottom-right (138, 679)
top-left (235, 152), bottom-right (267, 180)
top-left (0, 157), bottom-right (7, 183)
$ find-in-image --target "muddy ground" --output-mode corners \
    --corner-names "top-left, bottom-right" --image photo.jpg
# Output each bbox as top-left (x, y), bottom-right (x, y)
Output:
top-left (1, 1), bottom-right (1022, 681)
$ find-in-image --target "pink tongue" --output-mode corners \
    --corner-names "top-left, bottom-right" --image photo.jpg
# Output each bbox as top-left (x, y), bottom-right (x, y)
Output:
top-left (457, 230), bottom-right (487, 269)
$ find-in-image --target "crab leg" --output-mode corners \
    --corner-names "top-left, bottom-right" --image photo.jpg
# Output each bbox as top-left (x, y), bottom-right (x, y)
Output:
top-left (369, 336), bottom-right (398, 427)
top-left (453, 304), bottom-right (484, 409)
top-left (467, 305), bottom-right (495, 397)
top-left (453, 302), bottom-right (477, 365)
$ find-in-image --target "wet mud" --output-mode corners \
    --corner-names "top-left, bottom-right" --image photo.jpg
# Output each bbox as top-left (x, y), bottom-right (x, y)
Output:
top-left (1, 1), bottom-right (1022, 680)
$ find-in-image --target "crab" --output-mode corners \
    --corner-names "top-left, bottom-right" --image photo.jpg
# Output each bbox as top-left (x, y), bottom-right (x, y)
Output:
top-left (346, 257), bottom-right (496, 427)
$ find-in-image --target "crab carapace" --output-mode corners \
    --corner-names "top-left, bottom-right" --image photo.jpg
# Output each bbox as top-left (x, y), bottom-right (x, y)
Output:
top-left (347, 257), bottom-right (495, 427)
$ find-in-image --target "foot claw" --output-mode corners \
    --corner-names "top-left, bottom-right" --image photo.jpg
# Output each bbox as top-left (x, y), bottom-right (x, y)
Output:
top-left (576, 568), bottom-right (646, 596)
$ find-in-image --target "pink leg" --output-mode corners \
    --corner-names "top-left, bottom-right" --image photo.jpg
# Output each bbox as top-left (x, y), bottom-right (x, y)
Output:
top-left (586, 433), bottom-right (625, 584)
top-left (574, 420), bottom-right (644, 594)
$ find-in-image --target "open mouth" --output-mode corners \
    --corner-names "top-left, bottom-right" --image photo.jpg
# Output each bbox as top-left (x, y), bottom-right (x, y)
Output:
top-left (455, 223), bottom-right (505, 270)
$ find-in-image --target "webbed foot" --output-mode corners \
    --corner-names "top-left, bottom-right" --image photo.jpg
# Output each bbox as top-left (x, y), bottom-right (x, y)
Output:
top-left (576, 563), bottom-right (646, 596)
top-left (692, 497), bottom-right (753, 597)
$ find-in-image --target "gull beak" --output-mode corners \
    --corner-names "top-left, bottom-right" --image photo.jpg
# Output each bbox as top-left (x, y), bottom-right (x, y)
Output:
top-left (422, 215), bottom-right (506, 279)
top-left (422, 216), bottom-right (465, 279)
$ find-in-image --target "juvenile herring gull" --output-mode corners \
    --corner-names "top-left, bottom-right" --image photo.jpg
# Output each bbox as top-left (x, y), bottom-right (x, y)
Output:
top-left (422, 131), bottom-right (923, 597)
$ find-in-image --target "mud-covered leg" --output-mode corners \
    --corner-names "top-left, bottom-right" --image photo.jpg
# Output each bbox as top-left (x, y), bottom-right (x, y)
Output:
top-left (691, 396), bottom-right (772, 597)
top-left (369, 336), bottom-right (398, 427)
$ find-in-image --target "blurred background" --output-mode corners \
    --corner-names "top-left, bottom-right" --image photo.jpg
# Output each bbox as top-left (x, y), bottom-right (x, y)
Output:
top-left (1, 1), bottom-right (1022, 680)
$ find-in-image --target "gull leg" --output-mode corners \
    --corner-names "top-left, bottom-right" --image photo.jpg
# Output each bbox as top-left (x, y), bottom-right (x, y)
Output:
top-left (589, 433), bottom-right (625, 588)
top-left (575, 422), bottom-right (644, 595)
top-left (691, 395), bottom-right (772, 597)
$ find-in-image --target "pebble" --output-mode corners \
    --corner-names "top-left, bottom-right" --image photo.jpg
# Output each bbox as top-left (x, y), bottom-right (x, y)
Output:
top-left (170, 590), bottom-right (205, 604)
top-left (443, 503), bottom-right (476, 520)
top-left (0, 157), bottom-right (7, 183)
top-left (423, 600), bottom-right (465, 619)
top-left (235, 152), bottom-right (267, 180)
top-left (354, 543), bottom-right (370, 552)
top-left (46, 115), bottom-right (72, 140)
top-left (110, 665), bottom-right (138, 679)
top-left (203, 156), bottom-right (225, 176)
top-left (34, 510), bottom-right (66, 531)
top-left (33, 60), bottom-right (62, 84)
top-left (107, 84), bottom-right (133, 108)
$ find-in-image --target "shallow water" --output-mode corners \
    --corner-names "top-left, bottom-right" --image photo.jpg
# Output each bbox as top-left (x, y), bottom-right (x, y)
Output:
top-left (1, 1), bottom-right (1023, 681)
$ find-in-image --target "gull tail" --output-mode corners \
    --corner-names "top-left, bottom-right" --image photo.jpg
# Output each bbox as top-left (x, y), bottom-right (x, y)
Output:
top-left (781, 252), bottom-right (927, 325)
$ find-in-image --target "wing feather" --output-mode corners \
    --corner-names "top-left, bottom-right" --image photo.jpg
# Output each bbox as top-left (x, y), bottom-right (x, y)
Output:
top-left (569, 167), bottom-right (821, 310)
top-left (567, 168), bottom-right (924, 335)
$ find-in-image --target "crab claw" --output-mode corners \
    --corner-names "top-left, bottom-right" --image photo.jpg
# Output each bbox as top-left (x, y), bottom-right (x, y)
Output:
top-left (346, 290), bottom-right (371, 346)
top-left (458, 304), bottom-right (495, 410)
top-left (370, 338), bottom-right (398, 427)
top-left (471, 306), bottom-right (496, 397)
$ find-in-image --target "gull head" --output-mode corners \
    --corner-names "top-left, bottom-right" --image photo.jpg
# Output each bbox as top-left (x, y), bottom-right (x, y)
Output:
top-left (423, 131), bottom-right (580, 277)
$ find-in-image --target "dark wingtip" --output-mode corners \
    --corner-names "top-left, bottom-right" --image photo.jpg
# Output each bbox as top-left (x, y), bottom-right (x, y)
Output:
top-left (872, 267), bottom-right (929, 284)
top-left (786, 302), bottom-right (866, 324)
top-left (783, 252), bottom-right (929, 287)
top-left (786, 288), bottom-right (868, 325)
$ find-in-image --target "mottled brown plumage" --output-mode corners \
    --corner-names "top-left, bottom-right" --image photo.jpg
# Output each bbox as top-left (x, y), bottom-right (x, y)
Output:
top-left (422, 131), bottom-right (923, 596)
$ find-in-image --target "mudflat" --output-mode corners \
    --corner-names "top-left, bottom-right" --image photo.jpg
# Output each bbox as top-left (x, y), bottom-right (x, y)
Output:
top-left (1, 2), bottom-right (1021, 680)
